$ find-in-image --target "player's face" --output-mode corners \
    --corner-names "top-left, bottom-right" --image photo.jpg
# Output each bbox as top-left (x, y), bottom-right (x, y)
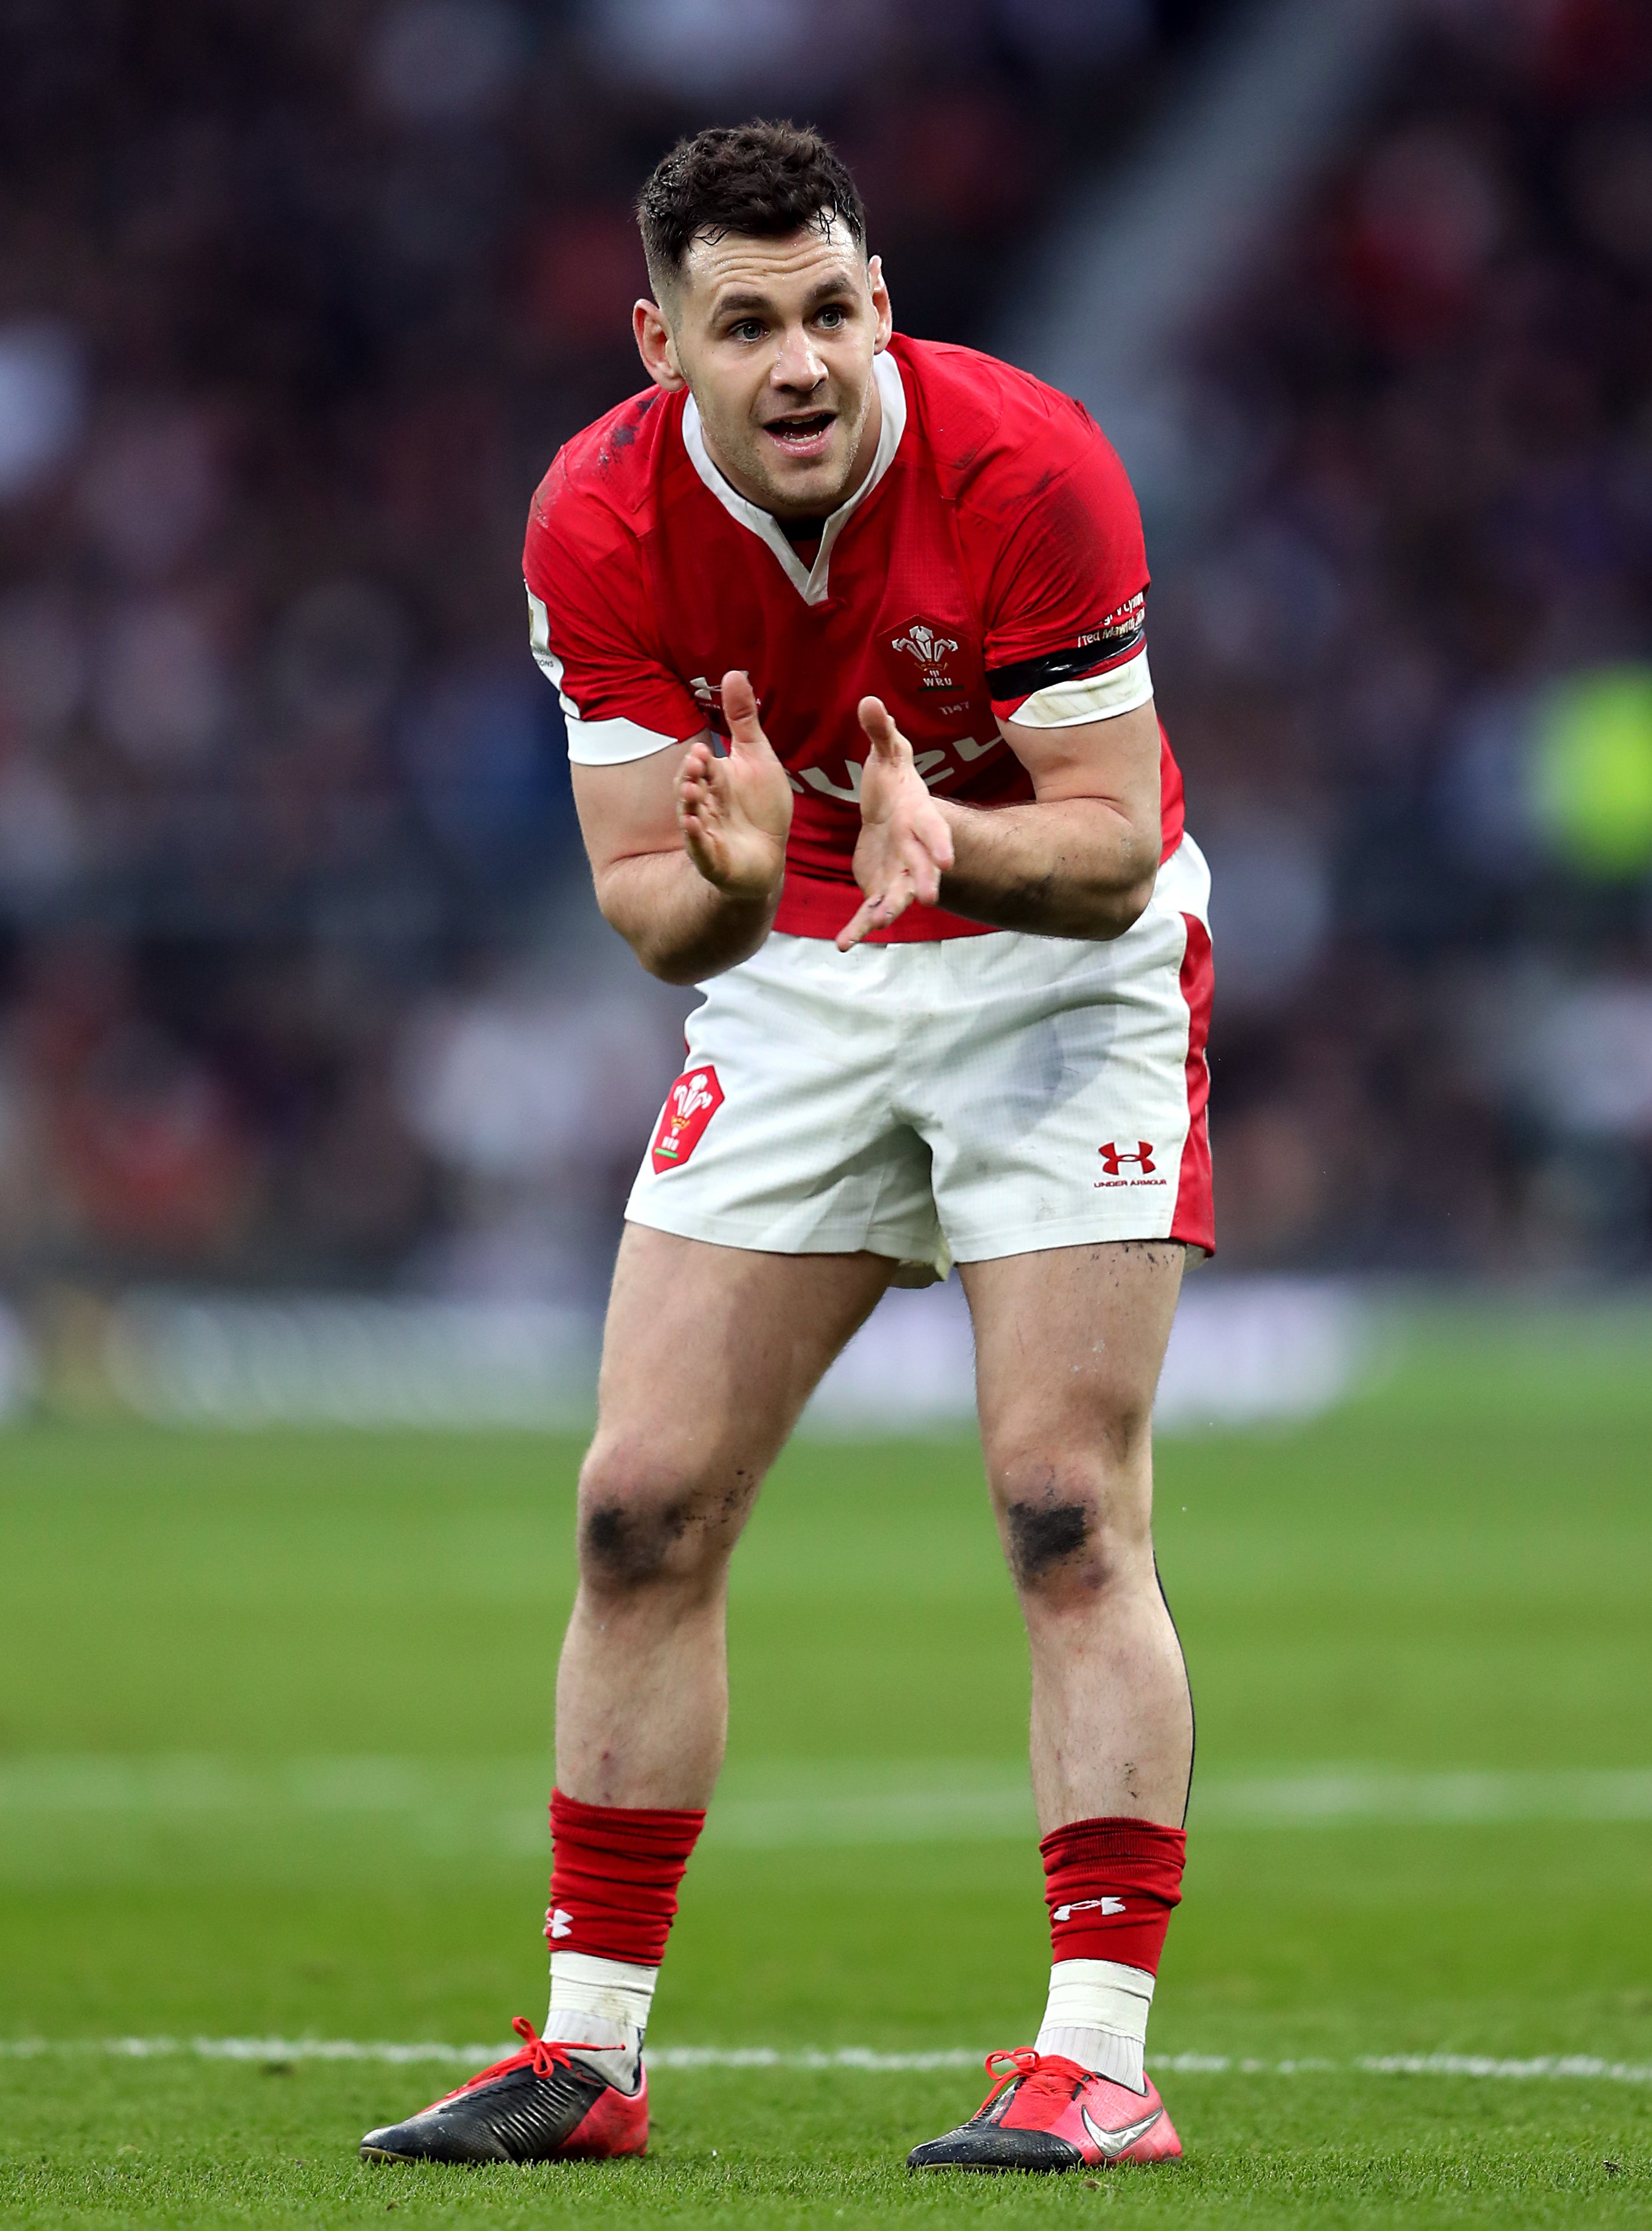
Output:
top-left (653, 222), bottom-right (893, 519)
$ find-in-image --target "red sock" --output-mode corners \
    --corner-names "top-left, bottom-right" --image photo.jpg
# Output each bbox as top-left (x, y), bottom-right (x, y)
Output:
top-left (1040, 1815), bottom-right (1186, 1974)
top-left (545, 1790), bottom-right (705, 1964)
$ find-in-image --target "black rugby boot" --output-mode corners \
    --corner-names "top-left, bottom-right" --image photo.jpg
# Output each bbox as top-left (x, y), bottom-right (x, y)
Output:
top-left (359, 2018), bottom-right (647, 2165)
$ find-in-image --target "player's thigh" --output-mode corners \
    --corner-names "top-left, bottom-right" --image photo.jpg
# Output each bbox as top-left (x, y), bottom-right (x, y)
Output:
top-left (961, 1240), bottom-right (1185, 1533)
top-left (590, 1222), bottom-right (893, 1506)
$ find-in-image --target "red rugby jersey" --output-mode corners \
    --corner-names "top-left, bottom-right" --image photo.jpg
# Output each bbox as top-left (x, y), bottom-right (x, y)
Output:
top-left (524, 334), bottom-right (1183, 942)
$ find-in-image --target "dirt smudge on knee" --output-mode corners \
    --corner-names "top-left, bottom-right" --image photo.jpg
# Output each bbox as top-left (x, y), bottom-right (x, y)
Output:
top-left (582, 1498), bottom-right (689, 1583)
top-left (1007, 1499), bottom-right (1091, 1585)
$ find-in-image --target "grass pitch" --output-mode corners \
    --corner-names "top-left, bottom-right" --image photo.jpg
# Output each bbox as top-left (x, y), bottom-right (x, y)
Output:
top-left (1, 1305), bottom-right (1649, 2224)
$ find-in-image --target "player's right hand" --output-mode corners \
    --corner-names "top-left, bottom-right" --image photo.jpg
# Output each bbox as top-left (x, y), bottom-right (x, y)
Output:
top-left (677, 670), bottom-right (793, 901)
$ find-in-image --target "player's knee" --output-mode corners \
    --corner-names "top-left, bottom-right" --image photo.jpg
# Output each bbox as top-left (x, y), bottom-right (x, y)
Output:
top-left (575, 1447), bottom-right (743, 1597)
top-left (578, 1493), bottom-right (689, 1592)
top-left (995, 1458), bottom-right (1150, 1611)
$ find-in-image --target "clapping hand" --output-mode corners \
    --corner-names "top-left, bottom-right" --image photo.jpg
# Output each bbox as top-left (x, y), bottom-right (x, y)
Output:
top-left (677, 670), bottom-right (793, 901)
top-left (836, 696), bottom-right (956, 950)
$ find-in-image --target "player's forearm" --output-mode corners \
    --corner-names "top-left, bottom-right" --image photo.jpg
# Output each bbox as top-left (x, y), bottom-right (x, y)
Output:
top-left (595, 850), bottom-right (782, 984)
top-left (934, 797), bottom-right (1159, 940)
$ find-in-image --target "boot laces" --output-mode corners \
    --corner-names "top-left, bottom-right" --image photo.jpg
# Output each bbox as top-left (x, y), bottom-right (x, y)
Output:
top-left (452, 2017), bottom-right (608, 2095)
top-left (980, 2047), bottom-right (1037, 2107)
top-left (980, 2047), bottom-right (1080, 2113)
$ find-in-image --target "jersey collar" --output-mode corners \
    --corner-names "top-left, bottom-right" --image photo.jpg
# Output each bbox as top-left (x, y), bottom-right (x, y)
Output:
top-left (680, 349), bottom-right (906, 608)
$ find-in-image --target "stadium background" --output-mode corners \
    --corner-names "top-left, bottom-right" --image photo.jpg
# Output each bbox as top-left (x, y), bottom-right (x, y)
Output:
top-left (1, 1), bottom-right (1649, 2223)
top-left (0, 0), bottom-right (1649, 1339)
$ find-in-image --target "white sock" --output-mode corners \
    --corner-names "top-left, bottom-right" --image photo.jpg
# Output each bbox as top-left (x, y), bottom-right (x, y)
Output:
top-left (1034, 1958), bottom-right (1156, 2093)
top-left (544, 1951), bottom-right (658, 2090)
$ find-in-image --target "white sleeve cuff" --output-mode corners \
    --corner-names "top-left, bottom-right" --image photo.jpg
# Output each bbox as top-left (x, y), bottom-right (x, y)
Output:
top-left (564, 714), bottom-right (685, 766)
top-left (1010, 649), bottom-right (1153, 729)
top-left (526, 587), bottom-right (687, 764)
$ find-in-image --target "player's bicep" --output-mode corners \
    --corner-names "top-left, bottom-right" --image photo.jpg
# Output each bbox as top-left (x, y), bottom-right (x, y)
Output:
top-left (572, 735), bottom-right (707, 881)
top-left (999, 697), bottom-right (1161, 833)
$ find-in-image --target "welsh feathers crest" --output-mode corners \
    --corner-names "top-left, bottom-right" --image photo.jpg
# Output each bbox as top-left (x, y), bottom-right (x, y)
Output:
top-left (891, 619), bottom-right (961, 688)
top-left (892, 621), bottom-right (960, 668)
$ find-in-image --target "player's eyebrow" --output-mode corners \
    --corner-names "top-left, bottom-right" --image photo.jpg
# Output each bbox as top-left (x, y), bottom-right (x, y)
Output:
top-left (710, 271), bottom-right (860, 320)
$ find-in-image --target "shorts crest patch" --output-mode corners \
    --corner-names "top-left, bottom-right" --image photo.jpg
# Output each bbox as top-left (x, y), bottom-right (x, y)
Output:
top-left (651, 1064), bottom-right (724, 1172)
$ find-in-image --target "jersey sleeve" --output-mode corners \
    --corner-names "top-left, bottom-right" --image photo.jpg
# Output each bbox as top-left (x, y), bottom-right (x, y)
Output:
top-left (981, 425), bottom-right (1153, 730)
top-left (523, 475), bottom-right (702, 766)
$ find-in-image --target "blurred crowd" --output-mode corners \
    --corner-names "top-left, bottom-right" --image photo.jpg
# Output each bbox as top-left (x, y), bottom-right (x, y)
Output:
top-left (0, 0), bottom-right (1648, 1298)
top-left (1160, 0), bottom-right (1652, 1272)
top-left (0, 0), bottom-right (1204, 1296)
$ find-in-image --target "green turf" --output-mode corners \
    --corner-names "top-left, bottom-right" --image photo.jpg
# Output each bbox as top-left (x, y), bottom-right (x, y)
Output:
top-left (2, 1317), bottom-right (1650, 2224)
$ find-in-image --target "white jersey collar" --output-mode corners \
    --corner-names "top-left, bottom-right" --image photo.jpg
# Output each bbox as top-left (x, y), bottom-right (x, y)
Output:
top-left (680, 349), bottom-right (906, 608)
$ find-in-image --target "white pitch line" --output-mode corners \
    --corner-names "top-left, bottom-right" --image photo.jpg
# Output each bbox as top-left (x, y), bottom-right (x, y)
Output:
top-left (1, 2040), bottom-right (1649, 2085)
top-left (4, 1760), bottom-right (1652, 1841)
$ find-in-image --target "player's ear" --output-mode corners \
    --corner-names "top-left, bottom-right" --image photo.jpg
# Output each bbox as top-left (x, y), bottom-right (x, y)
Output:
top-left (634, 299), bottom-right (687, 392)
top-left (866, 254), bottom-right (893, 351)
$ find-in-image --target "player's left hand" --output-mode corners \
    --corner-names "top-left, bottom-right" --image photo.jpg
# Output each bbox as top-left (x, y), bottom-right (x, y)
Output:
top-left (837, 698), bottom-right (956, 951)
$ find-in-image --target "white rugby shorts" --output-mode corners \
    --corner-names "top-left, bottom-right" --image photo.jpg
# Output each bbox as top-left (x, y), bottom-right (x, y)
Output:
top-left (626, 835), bottom-right (1214, 1273)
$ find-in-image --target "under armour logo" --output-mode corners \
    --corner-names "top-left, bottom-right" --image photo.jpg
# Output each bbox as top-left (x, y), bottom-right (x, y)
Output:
top-left (547, 1906), bottom-right (573, 1939)
top-left (1098, 1141), bottom-right (1156, 1176)
top-left (1052, 1896), bottom-right (1127, 1921)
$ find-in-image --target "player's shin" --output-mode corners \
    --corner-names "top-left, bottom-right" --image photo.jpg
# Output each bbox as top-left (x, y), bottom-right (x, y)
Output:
top-left (543, 1789), bottom-right (705, 2085)
top-left (1033, 1816), bottom-right (1186, 2091)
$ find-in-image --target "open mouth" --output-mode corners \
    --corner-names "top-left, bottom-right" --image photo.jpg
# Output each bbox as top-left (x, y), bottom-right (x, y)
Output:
top-left (762, 410), bottom-right (836, 460)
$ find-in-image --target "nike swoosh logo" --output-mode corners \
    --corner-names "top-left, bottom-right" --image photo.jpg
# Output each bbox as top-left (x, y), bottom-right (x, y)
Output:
top-left (1080, 2104), bottom-right (1162, 2159)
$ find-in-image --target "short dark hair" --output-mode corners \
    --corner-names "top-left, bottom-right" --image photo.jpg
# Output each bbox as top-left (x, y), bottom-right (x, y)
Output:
top-left (637, 120), bottom-right (867, 299)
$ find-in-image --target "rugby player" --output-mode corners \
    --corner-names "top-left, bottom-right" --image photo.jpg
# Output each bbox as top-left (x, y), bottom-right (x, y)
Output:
top-left (362, 119), bottom-right (1211, 2177)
